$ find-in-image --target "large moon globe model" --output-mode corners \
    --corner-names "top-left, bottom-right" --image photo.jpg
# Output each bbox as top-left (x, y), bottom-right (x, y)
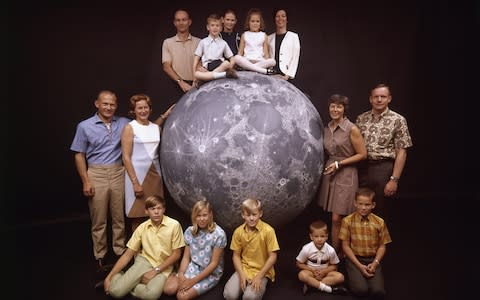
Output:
top-left (160, 71), bottom-right (324, 231)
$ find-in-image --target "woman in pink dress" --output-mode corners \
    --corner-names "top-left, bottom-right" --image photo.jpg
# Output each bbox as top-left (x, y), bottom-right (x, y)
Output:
top-left (317, 94), bottom-right (367, 255)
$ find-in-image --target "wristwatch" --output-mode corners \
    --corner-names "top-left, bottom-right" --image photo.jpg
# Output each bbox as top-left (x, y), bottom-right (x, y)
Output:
top-left (389, 175), bottom-right (399, 182)
top-left (154, 267), bottom-right (161, 273)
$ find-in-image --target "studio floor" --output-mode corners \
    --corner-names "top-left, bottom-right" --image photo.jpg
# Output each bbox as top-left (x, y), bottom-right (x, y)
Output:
top-left (14, 195), bottom-right (463, 300)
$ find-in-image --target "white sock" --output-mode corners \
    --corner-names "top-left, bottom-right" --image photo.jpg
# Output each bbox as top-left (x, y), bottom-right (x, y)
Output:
top-left (319, 282), bottom-right (332, 293)
top-left (213, 72), bottom-right (226, 79)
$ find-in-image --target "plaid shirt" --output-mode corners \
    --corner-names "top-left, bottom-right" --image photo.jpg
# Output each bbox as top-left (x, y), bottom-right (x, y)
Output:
top-left (339, 212), bottom-right (392, 257)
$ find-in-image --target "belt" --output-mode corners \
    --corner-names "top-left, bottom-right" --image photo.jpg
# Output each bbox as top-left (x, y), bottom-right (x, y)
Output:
top-left (367, 158), bottom-right (393, 164)
top-left (356, 255), bottom-right (376, 259)
top-left (89, 161), bottom-right (123, 168)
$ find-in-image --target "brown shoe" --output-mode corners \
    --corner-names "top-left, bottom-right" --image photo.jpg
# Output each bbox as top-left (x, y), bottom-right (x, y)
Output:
top-left (96, 258), bottom-right (104, 270)
top-left (332, 286), bottom-right (349, 295)
top-left (302, 284), bottom-right (308, 295)
top-left (94, 280), bottom-right (104, 290)
top-left (226, 68), bottom-right (238, 79)
top-left (96, 258), bottom-right (113, 273)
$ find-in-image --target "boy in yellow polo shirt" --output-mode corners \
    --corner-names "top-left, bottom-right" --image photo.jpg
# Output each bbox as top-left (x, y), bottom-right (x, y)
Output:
top-left (223, 198), bottom-right (280, 300)
top-left (103, 195), bottom-right (185, 299)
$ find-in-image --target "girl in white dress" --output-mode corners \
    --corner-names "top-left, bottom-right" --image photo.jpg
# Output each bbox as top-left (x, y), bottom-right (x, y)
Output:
top-left (233, 8), bottom-right (276, 75)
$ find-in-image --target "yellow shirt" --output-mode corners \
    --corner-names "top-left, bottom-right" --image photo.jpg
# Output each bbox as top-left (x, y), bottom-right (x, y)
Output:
top-left (230, 219), bottom-right (280, 281)
top-left (127, 216), bottom-right (185, 276)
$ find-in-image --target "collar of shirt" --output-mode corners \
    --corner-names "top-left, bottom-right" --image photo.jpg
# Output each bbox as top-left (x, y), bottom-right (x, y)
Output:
top-left (145, 217), bottom-right (166, 229)
top-left (207, 34), bottom-right (221, 43)
top-left (242, 219), bottom-right (265, 232)
top-left (314, 242), bottom-right (327, 254)
top-left (175, 33), bottom-right (193, 42)
top-left (354, 212), bottom-right (371, 225)
top-left (369, 107), bottom-right (390, 121)
top-left (327, 117), bottom-right (349, 131)
top-left (94, 113), bottom-right (119, 125)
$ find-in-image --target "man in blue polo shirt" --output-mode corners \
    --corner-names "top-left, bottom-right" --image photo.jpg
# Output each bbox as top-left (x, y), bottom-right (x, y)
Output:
top-left (71, 90), bottom-right (130, 271)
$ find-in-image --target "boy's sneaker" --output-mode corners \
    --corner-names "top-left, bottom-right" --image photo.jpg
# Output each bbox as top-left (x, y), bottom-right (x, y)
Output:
top-left (226, 68), bottom-right (238, 79)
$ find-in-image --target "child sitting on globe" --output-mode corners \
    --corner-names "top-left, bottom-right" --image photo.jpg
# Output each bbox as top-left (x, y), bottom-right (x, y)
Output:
top-left (193, 13), bottom-right (238, 88)
top-left (233, 8), bottom-right (276, 75)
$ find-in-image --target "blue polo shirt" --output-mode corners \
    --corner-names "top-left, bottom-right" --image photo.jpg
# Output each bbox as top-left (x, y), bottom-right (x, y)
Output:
top-left (70, 113), bottom-right (130, 165)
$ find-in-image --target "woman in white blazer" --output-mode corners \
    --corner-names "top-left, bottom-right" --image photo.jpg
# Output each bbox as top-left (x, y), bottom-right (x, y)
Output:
top-left (268, 9), bottom-right (301, 80)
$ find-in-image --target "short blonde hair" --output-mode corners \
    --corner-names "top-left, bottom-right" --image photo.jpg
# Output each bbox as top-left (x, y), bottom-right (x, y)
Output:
top-left (241, 198), bottom-right (262, 214)
top-left (206, 13), bottom-right (221, 25)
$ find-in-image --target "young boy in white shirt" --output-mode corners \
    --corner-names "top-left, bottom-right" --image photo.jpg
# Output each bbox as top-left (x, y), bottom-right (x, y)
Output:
top-left (193, 13), bottom-right (238, 87)
top-left (296, 219), bottom-right (348, 295)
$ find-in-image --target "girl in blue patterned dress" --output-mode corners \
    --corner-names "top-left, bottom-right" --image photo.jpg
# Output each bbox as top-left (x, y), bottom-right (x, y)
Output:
top-left (168, 200), bottom-right (227, 299)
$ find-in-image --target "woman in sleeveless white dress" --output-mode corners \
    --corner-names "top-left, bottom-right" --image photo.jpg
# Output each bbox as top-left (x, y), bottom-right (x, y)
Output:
top-left (122, 94), bottom-right (164, 232)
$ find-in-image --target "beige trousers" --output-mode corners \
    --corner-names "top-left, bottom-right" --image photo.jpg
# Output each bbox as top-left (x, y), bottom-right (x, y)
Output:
top-left (87, 164), bottom-right (125, 259)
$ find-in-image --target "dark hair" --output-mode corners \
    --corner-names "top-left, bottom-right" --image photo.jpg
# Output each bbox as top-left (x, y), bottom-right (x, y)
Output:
top-left (145, 195), bottom-right (166, 209)
top-left (355, 187), bottom-right (375, 202)
top-left (328, 94), bottom-right (349, 112)
top-left (309, 219), bottom-right (327, 233)
top-left (174, 8), bottom-right (191, 20)
top-left (272, 8), bottom-right (288, 20)
top-left (371, 83), bottom-right (391, 96)
top-left (244, 8), bottom-right (265, 31)
top-left (223, 8), bottom-right (237, 18)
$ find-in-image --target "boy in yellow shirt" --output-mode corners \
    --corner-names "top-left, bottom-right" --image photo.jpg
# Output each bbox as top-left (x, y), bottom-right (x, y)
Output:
top-left (103, 195), bottom-right (185, 299)
top-left (223, 198), bottom-right (280, 300)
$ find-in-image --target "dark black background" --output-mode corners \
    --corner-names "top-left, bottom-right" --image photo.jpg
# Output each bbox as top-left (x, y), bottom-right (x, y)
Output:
top-left (5, 0), bottom-right (476, 299)
top-left (7, 0), bottom-right (475, 226)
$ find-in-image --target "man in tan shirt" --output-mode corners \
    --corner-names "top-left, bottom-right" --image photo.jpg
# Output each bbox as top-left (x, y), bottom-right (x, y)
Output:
top-left (162, 9), bottom-right (200, 97)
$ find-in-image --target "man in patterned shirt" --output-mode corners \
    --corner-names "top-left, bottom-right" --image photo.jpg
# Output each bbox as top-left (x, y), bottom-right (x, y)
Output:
top-left (356, 84), bottom-right (412, 221)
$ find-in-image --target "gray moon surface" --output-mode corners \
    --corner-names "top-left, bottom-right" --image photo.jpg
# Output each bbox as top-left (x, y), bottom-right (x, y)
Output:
top-left (160, 71), bottom-right (324, 231)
